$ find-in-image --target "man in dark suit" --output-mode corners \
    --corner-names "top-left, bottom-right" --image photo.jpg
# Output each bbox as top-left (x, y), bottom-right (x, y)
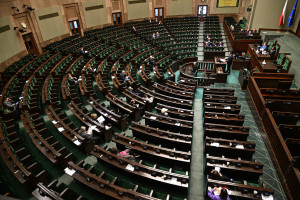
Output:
top-left (226, 52), bottom-right (233, 74)
top-left (3, 97), bottom-right (18, 112)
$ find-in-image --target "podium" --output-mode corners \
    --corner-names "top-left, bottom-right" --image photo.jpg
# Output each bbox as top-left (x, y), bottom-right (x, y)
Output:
top-left (238, 69), bottom-right (249, 90)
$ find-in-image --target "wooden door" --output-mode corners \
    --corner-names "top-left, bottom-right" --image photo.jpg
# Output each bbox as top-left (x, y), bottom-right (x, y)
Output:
top-left (22, 33), bottom-right (37, 55)
top-left (112, 12), bottom-right (123, 27)
top-left (154, 8), bottom-right (164, 22)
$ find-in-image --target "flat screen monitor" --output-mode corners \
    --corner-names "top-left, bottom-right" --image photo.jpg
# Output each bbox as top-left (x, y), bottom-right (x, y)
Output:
top-left (217, 0), bottom-right (239, 8)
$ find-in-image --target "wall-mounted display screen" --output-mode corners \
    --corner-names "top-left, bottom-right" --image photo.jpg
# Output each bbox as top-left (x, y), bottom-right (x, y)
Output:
top-left (217, 0), bottom-right (239, 7)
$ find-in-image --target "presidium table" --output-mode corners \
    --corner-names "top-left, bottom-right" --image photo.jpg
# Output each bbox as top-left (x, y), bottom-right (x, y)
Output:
top-left (247, 44), bottom-right (277, 73)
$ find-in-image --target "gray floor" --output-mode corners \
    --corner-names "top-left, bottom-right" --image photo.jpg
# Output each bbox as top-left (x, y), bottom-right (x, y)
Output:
top-left (261, 30), bottom-right (300, 87)
top-left (188, 99), bottom-right (205, 200)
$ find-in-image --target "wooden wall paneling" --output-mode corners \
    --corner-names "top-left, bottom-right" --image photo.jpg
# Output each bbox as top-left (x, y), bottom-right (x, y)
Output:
top-left (63, 3), bottom-right (83, 36)
top-left (111, 0), bottom-right (121, 12)
top-left (13, 12), bottom-right (43, 55)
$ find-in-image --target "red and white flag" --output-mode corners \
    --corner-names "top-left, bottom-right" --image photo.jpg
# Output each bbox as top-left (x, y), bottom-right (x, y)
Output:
top-left (279, 0), bottom-right (289, 26)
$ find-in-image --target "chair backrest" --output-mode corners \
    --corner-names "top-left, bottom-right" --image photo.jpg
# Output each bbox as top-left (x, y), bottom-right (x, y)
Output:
top-left (277, 53), bottom-right (284, 65)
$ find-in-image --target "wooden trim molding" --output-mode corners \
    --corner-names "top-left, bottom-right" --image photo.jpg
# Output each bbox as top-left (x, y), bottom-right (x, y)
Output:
top-left (258, 28), bottom-right (296, 35)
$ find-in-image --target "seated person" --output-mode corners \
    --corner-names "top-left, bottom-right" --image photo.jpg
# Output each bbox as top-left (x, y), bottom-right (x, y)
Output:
top-left (158, 20), bottom-right (162, 25)
top-left (159, 108), bottom-right (169, 116)
top-left (261, 42), bottom-right (268, 50)
top-left (130, 99), bottom-right (139, 108)
top-left (208, 187), bottom-right (230, 200)
top-left (238, 52), bottom-right (247, 60)
top-left (110, 147), bottom-right (137, 160)
top-left (87, 64), bottom-right (96, 73)
top-left (239, 29), bottom-right (244, 34)
top-left (143, 94), bottom-right (154, 103)
top-left (247, 30), bottom-right (253, 36)
top-left (124, 75), bottom-right (131, 86)
top-left (3, 97), bottom-right (18, 112)
top-left (218, 42), bottom-right (223, 47)
top-left (269, 46), bottom-right (276, 56)
top-left (128, 87), bottom-right (141, 96)
top-left (155, 17), bottom-right (158, 22)
top-left (156, 32), bottom-right (160, 38)
top-left (67, 73), bottom-right (78, 84)
top-left (132, 26), bottom-right (137, 32)
top-left (149, 56), bottom-right (156, 66)
top-left (209, 169), bottom-right (232, 182)
top-left (148, 18), bottom-right (152, 22)
top-left (120, 70), bottom-right (126, 81)
top-left (80, 48), bottom-right (88, 56)
top-left (205, 42), bottom-right (211, 47)
top-left (230, 25), bottom-right (234, 31)
top-left (90, 113), bottom-right (105, 126)
top-left (77, 126), bottom-right (100, 142)
top-left (252, 28), bottom-right (257, 34)
top-left (151, 33), bottom-right (156, 39)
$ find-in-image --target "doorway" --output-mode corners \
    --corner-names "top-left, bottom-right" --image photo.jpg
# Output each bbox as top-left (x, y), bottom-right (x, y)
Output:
top-left (154, 8), bottom-right (164, 22)
top-left (22, 33), bottom-right (37, 55)
top-left (69, 20), bottom-right (80, 36)
top-left (198, 5), bottom-right (208, 17)
top-left (112, 12), bottom-right (123, 26)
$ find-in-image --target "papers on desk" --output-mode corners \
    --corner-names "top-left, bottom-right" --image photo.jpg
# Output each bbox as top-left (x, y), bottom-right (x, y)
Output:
top-left (211, 142), bottom-right (220, 147)
top-left (125, 164), bottom-right (135, 171)
top-left (220, 59), bottom-right (226, 62)
top-left (169, 178), bottom-right (177, 184)
top-left (150, 116), bottom-right (157, 120)
top-left (104, 113), bottom-right (108, 117)
top-left (58, 127), bottom-right (64, 132)
top-left (97, 116), bottom-right (105, 123)
top-left (175, 123), bottom-right (181, 126)
top-left (235, 144), bottom-right (244, 149)
top-left (111, 76), bottom-right (115, 79)
top-left (262, 60), bottom-right (266, 65)
top-left (88, 126), bottom-right (96, 134)
top-left (73, 140), bottom-right (81, 146)
top-left (105, 125), bottom-right (110, 130)
top-left (52, 120), bottom-right (58, 124)
top-left (214, 166), bottom-right (221, 173)
top-left (64, 167), bottom-right (76, 176)
top-left (262, 194), bottom-right (274, 200)
top-left (224, 106), bottom-right (231, 109)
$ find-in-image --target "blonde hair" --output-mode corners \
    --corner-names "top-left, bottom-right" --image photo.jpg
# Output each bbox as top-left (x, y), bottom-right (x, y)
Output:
top-left (91, 113), bottom-right (97, 119)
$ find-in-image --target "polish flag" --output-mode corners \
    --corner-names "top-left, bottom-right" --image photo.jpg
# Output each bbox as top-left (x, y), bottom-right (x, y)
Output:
top-left (279, 0), bottom-right (289, 26)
